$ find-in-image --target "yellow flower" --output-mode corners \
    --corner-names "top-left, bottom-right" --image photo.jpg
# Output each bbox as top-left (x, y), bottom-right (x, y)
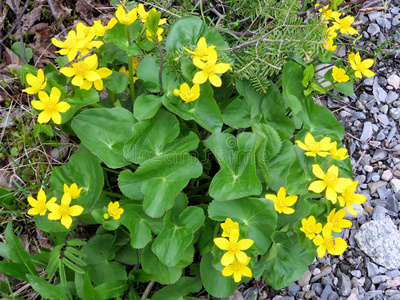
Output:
top-left (220, 218), bottom-right (239, 238)
top-left (146, 27), bottom-right (164, 42)
top-left (300, 215), bottom-right (322, 240)
top-left (214, 229), bottom-right (254, 266)
top-left (265, 187), bottom-right (298, 214)
top-left (329, 141), bottom-right (349, 160)
top-left (27, 189), bottom-right (57, 216)
top-left (349, 52), bottom-right (375, 79)
top-left (119, 66), bottom-right (138, 83)
top-left (332, 15), bottom-right (358, 35)
top-left (323, 36), bottom-right (337, 51)
top-left (92, 18), bottom-right (118, 37)
top-left (313, 224), bottom-right (347, 258)
top-left (60, 54), bottom-right (112, 90)
top-left (47, 193), bottom-right (84, 229)
top-left (138, 4), bottom-right (167, 25)
top-left (332, 66), bottom-right (349, 83)
top-left (108, 201), bottom-right (124, 220)
top-left (184, 37), bottom-right (217, 61)
top-left (115, 5), bottom-right (138, 25)
top-left (192, 52), bottom-right (230, 87)
top-left (348, 52), bottom-right (356, 65)
top-left (173, 83), bottom-right (200, 103)
top-left (75, 22), bottom-right (104, 54)
top-left (322, 9), bottom-right (341, 21)
top-left (327, 208), bottom-right (352, 232)
top-left (295, 133), bottom-right (333, 157)
top-left (52, 29), bottom-right (87, 61)
top-left (222, 257), bottom-right (252, 283)
top-left (63, 183), bottom-right (82, 200)
top-left (22, 69), bottom-right (47, 94)
top-left (338, 181), bottom-right (366, 215)
top-left (31, 87), bottom-right (71, 124)
top-left (308, 164), bottom-right (353, 204)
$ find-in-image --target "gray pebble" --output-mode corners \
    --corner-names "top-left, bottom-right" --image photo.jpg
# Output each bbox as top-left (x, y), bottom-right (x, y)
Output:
top-left (378, 114), bottom-right (390, 126)
top-left (377, 186), bottom-right (391, 199)
top-left (367, 23), bottom-right (381, 36)
top-left (351, 270), bottom-right (362, 278)
top-left (288, 283), bottom-right (300, 296)
top-left (389, 108), bottom-right (400, 119)
top-left (372, 275), bottom-right (390, 284)
top-left (367, 261), bottom-right (382, 277)
top-left (338, 273), bottom-right (352, 297)
top-left (379, 104), bottom-right (389, 114)
top-left (299, 270), bottom-right (312, 287)
top-left (371, 149), bottom-right (388, 163)
top-left (364, 77), bottom-right (374, 86)
top-left (387, 74), bottom-right (400, 90)
top-left (311, 283), bottom-right (323, 296)
top-left (386, 91), bottom-right (399, 103)
top-left (386, 194), bottom-right (400, 212)
top-left (376, 17), bottom-right (392, 29)
top-left (360, 122), bottom-right (373, 141)
top-left (364, 165), bottom-right (374, 173)
top-left (391, 179), bottom-right (400, 193)
top-left (385, 269), bottom-right (400, 278)
top-left (310, 267), bottom-right (331, 283)
top-left (321, 285), bottom-right (334, 299)
top-left (369, 11), bottom-right (382, 21)
top-left (372, 205), bottom-right (387, 221)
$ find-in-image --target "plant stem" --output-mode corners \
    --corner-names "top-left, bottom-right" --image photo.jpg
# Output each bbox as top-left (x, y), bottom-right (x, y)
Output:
top-left (102, 191), bottom-right (126, 199)
top-left (141, 280), bottom-right (155, 299)
top-left (126, 26), bottom-right (136, 107)
top-left (156, 37), bottom-right (164, 95)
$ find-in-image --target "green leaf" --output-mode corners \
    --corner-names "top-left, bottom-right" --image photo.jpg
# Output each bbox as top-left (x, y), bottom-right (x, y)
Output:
top-left (119, 153), bottom-right (202, 218)
top-left (296, 96), bottom-right (344, 139)
top-left (152, 277), bottom-right (202, 300)
top-left (99, 43), bottom-right (127, 66)
top-left (260, 231), bottom-right (315, 290)
top-left (252, 123), bottom-right (282, 162)
top-left (11, 42), bottom-right (33, 62)
top-left (103, 70), bottom-right (129, 94)
top-left (83, 273), bottom-right (103, 300)
top-left (165, 16), bottom-right (207, 52)
top-left (62, 258), bottom-right (86, 274)
top-left (71, 108), bottom-right (136, 168)
top-left (124, 109), bottom-right (199, 164)
top-left (152, 196), bottom-right (205, 266)
top-left (204, 30), bottom-right (229, 50)
top-left (120, 204), bottom-right (164, 249)
top-left (17, 64), bottom-right (37, 86)
top-left (0, 261), bottom-right (28, 280)
top-left (163, 82), bottom-right (223, 134)
top-left (334, 80), bottom-right (355, 96)
top-left (205, 132), bottom-right (262, 201)
top-left (141, 241), bottom-right (182, 284)
top-left (63, 250), bottom-right (86, 267)
top-left (302, 64), bottom-right (314, 87)
top-left (208, 197), bottom-right (277, 253)
top-left (104, 23), bottom-right (139, 56)
top-left (46, 245), bottom-right (62, 280)
top-left (282, 61), bottom-right (304, 114)
top-left (264, 140), bottom-right (296, 191)
top-left (261, 83), bottom-right (294, 138)
top-left (82, 234), bottom-right (127, 285)
top-left (0, 187), bottom-right (17, 210)
top-left (60, 89), bottom-right (99, 124)
top-left (5, 222), bottom-right (37, 276)
top-left (133, 94), bottom-right (163, 121)
top-left (94, 280), bottom-right (128, 300)
top-left (136, 56), bottom-right (160, 93)
top-left (145, 9), bottom-right (161, 35)
top-left (26, 274), bottom-right (69, 300)
top-left (286, 146), bottom-right (315, 195)
top-left (200, 252), bottom-right (237, 298)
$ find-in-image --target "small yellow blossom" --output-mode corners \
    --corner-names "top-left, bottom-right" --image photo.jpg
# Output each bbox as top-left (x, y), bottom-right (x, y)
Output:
top-left (295, 133), bottom-right (333, 157)
top-left (265, 187), bottom-right (298, 214)
top-left (338, 181), bottom-right (367, 215)
top-left (313, 224), bottom-right (347, 258)
top-left (146, 27), bottom-right (164, 42)
top-left (214, 229), bottom-right (254, 266)
top-left (27, 189), bottom-right (57, 216)
top-left (31, 87), bottom-right (71, 124)
top-left (138, 4), bottom-right (167, 25)
top-left (192, 52), bottom-right (230, 87)
top-left (75, 22), bottom-right (104, 55)
top-left (119, 66), bottom-right (138, 83)
top-left (63, 183), bottom-right (82, 200)
top-left (47, 193), bottom-right (84, 229)
top-left (329, 141), bottom-right (349, 161)
top-left (52, 29), bottom-right (87, 61)
top-left (300, 215), bottom-right (322, 240)
top-left (184, 37), bottom-right (217, 61)
top-left (349, 52), bottom-right (375, 79)
top-left (108, 201), bottom-right (124, 220)
top-left (332, 66), bottom-right (350, 83)
top-left (348, 52), bottom-right (356, 65)
top-left (92, 18), bottom-right (118, 37)
top-left (332, 15), bottom-right (358, 35)
top-left (115, 5), bottom-right (138, 25)
top-left (308, 164), bottom-right (353, 204)
top-left (327, 208), bottom-right (352, 232)
top-left (323, 36), bottom-right (337, 51)
top-left (322, 9), bottom-right (341, 21)
top-left (221, 218), bottom-right (239, 238)
top-left (22, 69), bottom-right (47, 95)
top-left (173, 83), bottom-right (200, 103)
top-left (222, 257), bottom-right (252, 283)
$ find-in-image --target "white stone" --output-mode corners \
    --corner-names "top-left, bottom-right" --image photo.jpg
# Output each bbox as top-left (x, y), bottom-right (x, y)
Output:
top-left (391, 179), bottom-right (400, 193)
top-left (388, 74), bottom-right (400, 89)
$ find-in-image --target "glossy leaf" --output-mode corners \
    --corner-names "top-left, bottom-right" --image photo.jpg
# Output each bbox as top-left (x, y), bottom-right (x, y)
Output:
top-left (152, 277), bottom-right (202, 300)
top-left (71, 107), bottom-right (136, 168)
top-left (83, 273), bottom-right (103, 300)
top-left (282, 61), bottom-right (304, 114)
top-left (205, 132), bottom-right (262, 201)
top-left (94, 280), bottom-right (128, 300)
top-left (103, 70), bottom-right (129, 94)
top-left (61, 89), bottom-right (99, 124)
top-left (27, 274), bottom-right (69, 300)
top-left (104, 23), bottom-right (139, 56)
top-left (133, 94), bottom-right (163, 121)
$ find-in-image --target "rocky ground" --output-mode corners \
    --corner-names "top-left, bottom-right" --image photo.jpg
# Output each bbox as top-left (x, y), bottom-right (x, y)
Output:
top-left (232, 1), bottom-right (400, 300)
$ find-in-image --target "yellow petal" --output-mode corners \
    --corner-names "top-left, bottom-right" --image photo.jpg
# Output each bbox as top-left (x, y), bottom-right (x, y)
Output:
top-left (285, 195), bottom-right (298, 206)
top-left (221, 251), bottom-right (235, 266)
top-left (180, 83), bottom-right (190, 93)
top-left (97, 68), bottom-right (112, 79)
top-left (31, 100), bottom-right (45, 110)
top-left (317, 245), bottom-right (327, 258)
top-left (26, 73), bottom-right (37, 86)
top-left (197, 37), bottom-right (207, 50)
top-left (362, 69), bottom-right (375, 78)
top-left (192, 57), bottom-right (205, 69)
top-left (236, 251), bottom-right (249, 264)
top-left (265, 194), bottom-right (277, 202)
top-left (330, 237), bottom-right (347, 255)
top-left (38, 111), bottom-right (51, 124)
top-left (233, 271), bottom-right (242, 283)
top-left (61, 193), bottom-right (71, 206)
top-left (214, 237), bottom-right (230, 250)
top-left (69, 205), bottom-right (84, 216)
top-left (22, 87), bottom-right (38, 94)
top-left (237, 239), bottom-right (254, 250)
top-left (313, 235), bottom-right (324, 246)
top-left (27, 196), bottom-right (38, 207)
top-left (51, 112), bottom-right (62, 125)
top-left (94, 79), bottom-right (103, 91)
top-left (209, 74), bottom-right (222, 87)
top-left (28, 207), bottom-right (40, 215)
top-left (55, 102), bottom-right (71, 113)
top-left (192, 71), bottom-right (208, 84)
top-left (282, 207), bottom-right (295, 214)
top-left (325, 186), bottom-right (337, 203)
top-left (229, 229), bottom-right (239, 243)
top-left (295, 140), bottom-right (309, 151)
top-left (48, 210), bottom-right (61, 220)
top-left (52, 37), bottom-right (64, 48)
top-left (214, 63), bottom-right (230, 74)
top-left (308, 180), bottom-right (326, 193)
top-left (304, 133), bottom-right (315, 145)
top-left (327, 165), bottom-right (339, 176)
top-left (115, 6), bottom-right (126, 22)
top-left (60, 67), bottom-right (77, 77)
top-left (222, 265), bottom-right (234, 277)
top-left (72, 74), bottom-right (84, 86)
top-left (241, 265), bottom-right (252, 278)
top-left (50, 87), bottom-right (61, 102)
top-left (61, 215), bottom-right (73, 229)
top-left (85, 70), bottom-right (101, 82)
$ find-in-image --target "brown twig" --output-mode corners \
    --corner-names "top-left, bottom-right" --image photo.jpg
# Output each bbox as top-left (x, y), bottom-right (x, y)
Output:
top-left (78, 0), bottom-right (92, 12)
top-left (0, 0), bottom-right (29, 46)
top-left (47, 0), bottom-right (66, 32)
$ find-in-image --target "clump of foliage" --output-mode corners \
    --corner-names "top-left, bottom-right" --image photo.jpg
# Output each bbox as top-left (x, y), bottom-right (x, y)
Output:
top-left (0, 0), bottom-right (376, 298)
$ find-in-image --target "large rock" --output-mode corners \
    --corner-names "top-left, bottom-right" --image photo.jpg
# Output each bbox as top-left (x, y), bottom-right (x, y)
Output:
top-left (355, 218), bottom-right (400, 269)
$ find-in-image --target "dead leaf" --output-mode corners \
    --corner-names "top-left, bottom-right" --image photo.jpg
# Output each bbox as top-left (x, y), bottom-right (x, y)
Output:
top-left (6, 0), bottom-right (20, 13)
top-left (0, 170), bottom-right (13, 187)
top-left (221, 290), bottom-right (245, 300)
top-left (21, 5), bottom-right (43, 32)
top-left (0, 6), bottom-right (10, 31)
top-left (3, 47), bottom-right (23, 68)
top-left (36, 228), bottom-right (52, 249)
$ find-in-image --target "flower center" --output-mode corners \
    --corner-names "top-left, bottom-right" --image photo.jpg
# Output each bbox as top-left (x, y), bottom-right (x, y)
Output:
top-left (341, 19), bottom-right (350, 29)
top-left (184, 90), bottom-right (193, 100)
top-left (197, 49), bottom-right (205, 57)
top-left (60, 204), bottom-right (70, 216)
top-left (204, 63), bottom-right (215, 74)
top-left (325, 173), bottom-right (336, 185)
top-left (232, 262), bottom-right (242, 270)
top-left (64, 39), bottom-right (75, 49)
top-left (45, 103), bottom-right (56, 113)
top-left (74, 61), bottom-right (89, 75)
top-left (109, 206), bottom-right (118, 216)
top-left (38, 202), bottom-right (47, 211)
top-left (326, 236), bottom-right (335, 249)
top-left (33, 78), bottom-right (42, 88)
top-left (309, 142), bottom-right (320, 152)
top-left (278, 198), bottom-right (285, 208)
top-left (229, 242), bottom-right (238, 253)
top-left (306, 224), bottom-right (315, 233)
